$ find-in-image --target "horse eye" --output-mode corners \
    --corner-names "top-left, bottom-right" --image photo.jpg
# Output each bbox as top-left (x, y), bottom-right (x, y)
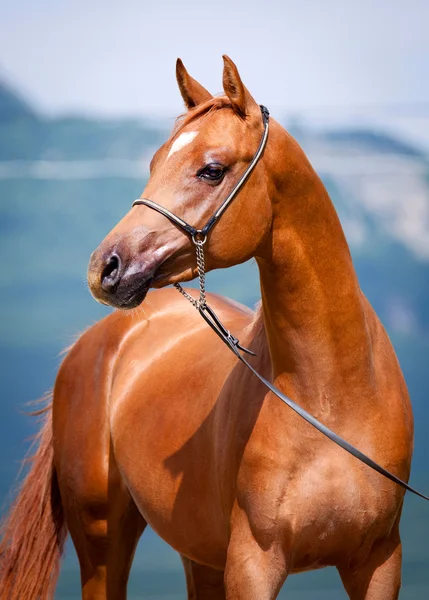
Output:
top-left (197, 163), bottom-right (226, 183)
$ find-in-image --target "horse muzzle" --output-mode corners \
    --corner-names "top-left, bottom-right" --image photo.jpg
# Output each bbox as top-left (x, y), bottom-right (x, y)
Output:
top-left (88, 245), bottom-right (152, 308)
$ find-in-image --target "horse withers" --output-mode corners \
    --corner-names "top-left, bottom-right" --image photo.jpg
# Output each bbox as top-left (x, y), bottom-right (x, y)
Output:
top-left (0, 57), bottom-right (413, 599)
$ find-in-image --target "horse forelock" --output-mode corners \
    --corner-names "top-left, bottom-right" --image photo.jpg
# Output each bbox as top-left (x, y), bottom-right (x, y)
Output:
top-left (172, 96), bottom-right (235, 138)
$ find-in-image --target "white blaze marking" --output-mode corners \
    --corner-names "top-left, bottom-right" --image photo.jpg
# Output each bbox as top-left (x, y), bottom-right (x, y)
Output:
top-left (167, 131), bottom-right (198, 159)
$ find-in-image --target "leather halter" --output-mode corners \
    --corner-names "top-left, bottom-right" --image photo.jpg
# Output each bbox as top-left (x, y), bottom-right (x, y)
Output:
top-left (132, 105), bottom-right (429, 501)
top-left (133, 105), bottom-right (270, 242)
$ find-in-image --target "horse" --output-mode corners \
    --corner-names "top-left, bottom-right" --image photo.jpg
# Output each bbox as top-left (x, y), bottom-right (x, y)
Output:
top-left (0, 56), bottom-right (413, 599)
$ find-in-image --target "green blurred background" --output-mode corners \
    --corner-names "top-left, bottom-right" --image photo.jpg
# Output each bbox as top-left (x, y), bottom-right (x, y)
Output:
top-left (1, 1), bottom-right (429, 597)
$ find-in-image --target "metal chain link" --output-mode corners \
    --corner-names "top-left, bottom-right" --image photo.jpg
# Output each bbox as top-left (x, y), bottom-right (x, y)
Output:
top-left (195, 241), bottom-right (206, 305)
top-left (174, 238), bottom-right (207, 309)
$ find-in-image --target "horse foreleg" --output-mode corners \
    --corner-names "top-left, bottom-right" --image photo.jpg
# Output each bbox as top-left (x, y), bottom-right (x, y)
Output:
top-left (181, 555), bottom-right (226, 599)
top-left (224, 506), bottom-right (289, 600)
top-left (338, 535), bottom-right (402, 600)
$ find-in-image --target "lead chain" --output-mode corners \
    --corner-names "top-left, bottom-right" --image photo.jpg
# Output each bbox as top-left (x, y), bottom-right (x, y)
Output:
top-left (174, 239), bottom-right (207, 309)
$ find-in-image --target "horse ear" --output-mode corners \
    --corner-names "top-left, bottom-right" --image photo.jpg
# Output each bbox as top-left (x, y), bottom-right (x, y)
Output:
top-left (222, 55), bottom-right (258, 118)
top-left (176, 58), bottom-right (213, 109)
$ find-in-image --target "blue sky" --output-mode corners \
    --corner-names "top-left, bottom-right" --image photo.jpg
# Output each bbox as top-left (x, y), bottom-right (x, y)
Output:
top-left (1, 0), bottom-right (429, 145)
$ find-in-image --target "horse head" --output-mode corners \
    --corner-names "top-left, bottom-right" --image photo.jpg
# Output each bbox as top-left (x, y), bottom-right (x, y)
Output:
top-left (87, 56), bottom-right (272, 308)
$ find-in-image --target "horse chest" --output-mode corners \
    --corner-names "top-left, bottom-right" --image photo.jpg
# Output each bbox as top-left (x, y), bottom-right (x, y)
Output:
top-left (234, 439), bottom-right (401, 569)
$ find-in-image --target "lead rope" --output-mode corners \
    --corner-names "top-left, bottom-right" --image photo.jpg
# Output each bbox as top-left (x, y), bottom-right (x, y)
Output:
top-left (173, 239), bottom-right (429, 502)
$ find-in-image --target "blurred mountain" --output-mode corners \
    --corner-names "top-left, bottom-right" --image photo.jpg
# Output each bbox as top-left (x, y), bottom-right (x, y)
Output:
top-left (1, 77), bottom-right (428, 467)
top-left (1, 81), bottom-right (428, 597)
top-left (0, 81), bottom-right (36, 121)
top-left (1, 82), bottom-right (429, 347)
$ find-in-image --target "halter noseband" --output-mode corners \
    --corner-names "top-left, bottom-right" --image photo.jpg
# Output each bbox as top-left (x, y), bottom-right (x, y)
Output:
top-left (132, 105), bottom-right (270, 244)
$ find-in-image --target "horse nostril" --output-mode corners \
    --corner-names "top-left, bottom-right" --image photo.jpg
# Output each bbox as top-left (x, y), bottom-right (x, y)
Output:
top-left (101, 253), bottom-right (122, 292)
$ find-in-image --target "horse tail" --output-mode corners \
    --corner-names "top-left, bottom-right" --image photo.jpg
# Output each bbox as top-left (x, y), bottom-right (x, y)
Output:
top-left (0, 396), bottom-right (68, 599)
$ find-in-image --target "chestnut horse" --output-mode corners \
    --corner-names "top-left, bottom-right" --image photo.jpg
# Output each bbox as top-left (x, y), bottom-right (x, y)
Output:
top-left (1, 57), bottom-right (414, 599)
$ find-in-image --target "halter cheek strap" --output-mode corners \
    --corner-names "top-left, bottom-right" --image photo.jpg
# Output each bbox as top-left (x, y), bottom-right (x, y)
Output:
top-left (132, 105), bottom-right (429, 502)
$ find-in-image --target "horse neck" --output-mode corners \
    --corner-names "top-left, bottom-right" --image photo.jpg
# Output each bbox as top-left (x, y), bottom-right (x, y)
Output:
top-left (256, 122), bottom-right (374, 405)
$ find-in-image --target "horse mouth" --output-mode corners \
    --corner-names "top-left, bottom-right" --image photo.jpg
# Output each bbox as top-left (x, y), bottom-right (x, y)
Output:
top-left (114, 277), bottom-right (153, 309)
top-left (110, 260), bottom-right (175, 310)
